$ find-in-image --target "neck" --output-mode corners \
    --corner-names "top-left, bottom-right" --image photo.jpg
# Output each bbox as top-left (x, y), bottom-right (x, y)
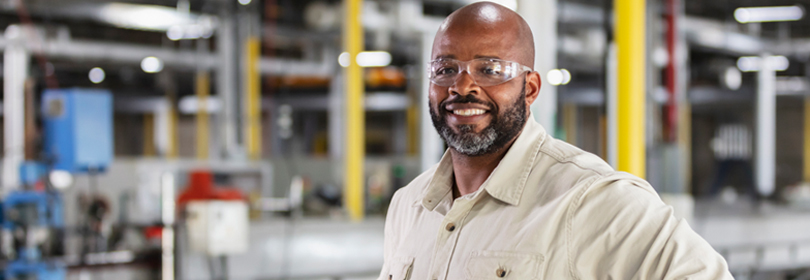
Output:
top-left (450, 136), bottom-right (519, 198)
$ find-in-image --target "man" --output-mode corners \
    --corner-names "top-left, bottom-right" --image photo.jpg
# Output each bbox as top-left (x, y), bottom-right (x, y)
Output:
top-left (379, 2), bottom-right (733, 279)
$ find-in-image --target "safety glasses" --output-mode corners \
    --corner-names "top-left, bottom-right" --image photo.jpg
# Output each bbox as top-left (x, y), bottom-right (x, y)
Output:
top-left (428, 58), bottom-right (532, 87)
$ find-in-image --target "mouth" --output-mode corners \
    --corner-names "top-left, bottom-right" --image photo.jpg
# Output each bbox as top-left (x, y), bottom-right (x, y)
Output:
top-left (451, 108), bottom-right (488, 116)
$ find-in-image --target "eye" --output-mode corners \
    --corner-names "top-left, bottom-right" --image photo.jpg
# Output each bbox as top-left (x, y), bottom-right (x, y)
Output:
top-left (479, 64), bottom-right (502, 76)
top-left (435, 67), bottom-right (457, 76)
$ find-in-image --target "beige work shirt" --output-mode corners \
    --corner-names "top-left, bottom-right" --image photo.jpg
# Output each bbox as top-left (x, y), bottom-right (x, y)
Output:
top-left (379, 117), bottom-right (733, 280)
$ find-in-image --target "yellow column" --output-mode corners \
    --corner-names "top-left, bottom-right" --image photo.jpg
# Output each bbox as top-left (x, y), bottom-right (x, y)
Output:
top-left (615, 0), bottom-right (646, 178)
top-left (144, 113), bottom-right (156, 157)
top-left (344, 0), bottom-right (365, 221)
top-left (244, 37), bottom-right (262, 160)
top-left (804, 98), bottom-right (810, 182)
top-left (196, 71), bottom-right (210, 160)
top-left (563, 103), bottom-right (577, 145)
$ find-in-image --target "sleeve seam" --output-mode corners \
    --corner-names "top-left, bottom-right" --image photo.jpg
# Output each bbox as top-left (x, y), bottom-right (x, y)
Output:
top-left (565, 174), bottom-right (604, 280)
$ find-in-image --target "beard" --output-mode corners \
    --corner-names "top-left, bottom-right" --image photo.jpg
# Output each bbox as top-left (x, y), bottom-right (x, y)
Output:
top-left (429, 85), bottom-right (528, 157)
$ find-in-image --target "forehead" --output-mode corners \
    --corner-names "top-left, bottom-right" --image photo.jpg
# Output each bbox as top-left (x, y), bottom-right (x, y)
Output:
top-left (431, 25), bottom-right (520, 61)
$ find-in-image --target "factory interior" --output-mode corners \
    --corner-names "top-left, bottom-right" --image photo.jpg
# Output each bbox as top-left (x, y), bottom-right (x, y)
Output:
top-left (2, 0), bottom-right (810, 279)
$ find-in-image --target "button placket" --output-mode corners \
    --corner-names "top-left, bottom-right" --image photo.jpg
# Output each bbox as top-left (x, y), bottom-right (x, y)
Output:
top-left (432, 197), bottom-right (478, 280)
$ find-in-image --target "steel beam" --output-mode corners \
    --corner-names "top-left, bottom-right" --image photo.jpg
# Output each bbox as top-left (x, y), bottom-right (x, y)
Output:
top-left (519, 0), bottom-right (558, 134)
top-left (756, 54), bottom-right (776, 197)
top-left (2, 25), bottom-right (28, 192)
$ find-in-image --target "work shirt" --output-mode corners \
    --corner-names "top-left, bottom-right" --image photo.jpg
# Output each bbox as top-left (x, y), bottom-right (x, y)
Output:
top-left (379, 117), bottom-right (733, 280)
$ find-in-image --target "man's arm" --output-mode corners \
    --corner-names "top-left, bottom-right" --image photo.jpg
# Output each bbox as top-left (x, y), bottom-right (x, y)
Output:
top-left (566, 174), bottom-right (733, 280)
top-left (377, 189), bottom-right (404, 280)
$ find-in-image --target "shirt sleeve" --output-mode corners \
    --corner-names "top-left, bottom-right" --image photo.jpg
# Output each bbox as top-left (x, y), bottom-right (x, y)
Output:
top-left (378, 189), bottom-right (404, 280)
top-left (566, 175), bottom-right (734, 280)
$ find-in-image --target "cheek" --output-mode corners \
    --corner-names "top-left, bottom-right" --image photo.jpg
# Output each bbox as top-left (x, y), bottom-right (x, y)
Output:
top-left (429, 86), bottom-right (448, 106)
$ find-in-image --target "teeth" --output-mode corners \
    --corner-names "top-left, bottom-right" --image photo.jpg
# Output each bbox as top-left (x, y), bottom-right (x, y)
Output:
top-left (453, 109), bottom-right (486, 116)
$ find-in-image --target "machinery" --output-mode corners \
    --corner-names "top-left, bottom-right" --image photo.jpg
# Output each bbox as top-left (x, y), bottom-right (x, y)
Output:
top-left (1, 162), bottom-right (66, 280)
top-left (0, 89), bottom-right (113, 280)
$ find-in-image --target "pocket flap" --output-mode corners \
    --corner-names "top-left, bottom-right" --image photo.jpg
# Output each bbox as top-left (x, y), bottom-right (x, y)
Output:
top-left (387, 256), bottom-right (414, 280)
top-left (465, 251), bottom-right (544, 279)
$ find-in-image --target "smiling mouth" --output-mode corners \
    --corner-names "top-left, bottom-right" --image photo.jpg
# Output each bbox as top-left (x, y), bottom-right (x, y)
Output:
top-left (452, 109), bottom-right (488, 116)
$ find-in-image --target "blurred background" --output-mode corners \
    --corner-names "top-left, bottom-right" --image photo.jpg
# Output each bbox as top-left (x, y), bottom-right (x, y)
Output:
top-left (0, 0), bottom-right (810, 279)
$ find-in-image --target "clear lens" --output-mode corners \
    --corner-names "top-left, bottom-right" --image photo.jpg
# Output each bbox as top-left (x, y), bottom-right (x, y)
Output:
top-left (429, 58), bottom-right (526, 87)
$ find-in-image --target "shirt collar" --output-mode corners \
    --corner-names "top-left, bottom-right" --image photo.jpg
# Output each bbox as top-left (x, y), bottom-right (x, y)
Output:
top-left (419, 114), bottom-right (547, 210)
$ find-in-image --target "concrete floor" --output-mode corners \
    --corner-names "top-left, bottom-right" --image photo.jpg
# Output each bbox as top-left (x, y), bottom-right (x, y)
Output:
top-left (692, 199), bottom-right (810, 276)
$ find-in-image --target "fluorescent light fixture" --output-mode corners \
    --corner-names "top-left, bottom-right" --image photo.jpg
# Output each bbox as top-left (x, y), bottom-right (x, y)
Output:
top-left (339, 51), bottom-right (393, 68)
top-left (178, 96), bottom-right (222, 114)
top-left (357, 51), bottom-right (392, 67)
top-left (89, 67), bottom-right (106, 84)
top-left (737, 56), bottom-right (789, 72)
top-left (98, 3), bottom-right (217, 33)
top-left (141, 56), bottom-right (164, 73)
top-left (734, 5), bottom-right (804, 23)
top-left (547, 69), bottom-right (563, 86)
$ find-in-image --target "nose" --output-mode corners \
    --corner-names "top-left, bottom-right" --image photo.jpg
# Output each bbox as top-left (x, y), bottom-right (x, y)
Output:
top-left (449, 71), bottom-right (480, 96)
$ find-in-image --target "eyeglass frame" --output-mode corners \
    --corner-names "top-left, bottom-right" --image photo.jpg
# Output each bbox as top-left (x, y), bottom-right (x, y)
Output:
top-left (427, 58), bottom-right (534, 87)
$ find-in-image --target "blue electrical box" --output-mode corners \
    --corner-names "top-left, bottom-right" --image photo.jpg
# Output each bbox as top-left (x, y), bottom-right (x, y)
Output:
top-left (42, 89), bottom-right (113, 174)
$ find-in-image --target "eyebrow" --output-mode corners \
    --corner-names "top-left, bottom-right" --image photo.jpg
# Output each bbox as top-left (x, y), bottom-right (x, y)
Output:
top-left (474, 55), bottom-right (501, 60)
top-left (433, 54), bottom-right (502, 60)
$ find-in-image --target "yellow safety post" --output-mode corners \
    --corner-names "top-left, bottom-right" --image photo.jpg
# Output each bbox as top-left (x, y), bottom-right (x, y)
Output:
top-left (144, 113), bottom-right (156, 156)
top-left (407, 104), bottom-right (418, 156)
top-left (563, 103), bottom-right (577, 145)
top-left (804, 98), bottom-right (810, 182)
top-left (615, 0), bottom-right (646, 178)
top-left (196, 71), bottom-right (210, 160)
top-left (245, 37), bottom-right (262, 160)
top-left (344, 0), bottom-right (365, 221)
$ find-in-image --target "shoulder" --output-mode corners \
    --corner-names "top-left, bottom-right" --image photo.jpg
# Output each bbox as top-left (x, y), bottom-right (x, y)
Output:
top-left (525, 135), bottom-right (617, 199)
top-left (537, 136), bottom-right (614, 177)
top-left (389, 164), bottom-right (438, 209)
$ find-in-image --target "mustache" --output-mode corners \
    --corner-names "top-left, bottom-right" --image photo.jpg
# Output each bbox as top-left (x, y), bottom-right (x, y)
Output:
top-left (439, 95), bottom-right (494, 110)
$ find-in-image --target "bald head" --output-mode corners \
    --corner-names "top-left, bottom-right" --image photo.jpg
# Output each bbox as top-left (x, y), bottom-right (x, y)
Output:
top-left (433, 1), bottom-right (535, 68)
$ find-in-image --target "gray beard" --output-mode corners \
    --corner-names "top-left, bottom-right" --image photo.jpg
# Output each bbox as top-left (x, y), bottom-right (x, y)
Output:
top-left (430, 86), bottom-right (527, 157)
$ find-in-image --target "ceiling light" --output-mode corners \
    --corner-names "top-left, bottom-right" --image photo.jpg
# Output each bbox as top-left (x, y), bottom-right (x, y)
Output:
top-left (737, 56), bottom-right (789, 72)
top-left (141, 56), bottom-right (164, 73)
top-left (357, 51), bottom-right (392, 67)
top-left (238, 0), bottom-right (251, 5)
top-left (97, 3), bottom-right (218, 33)
top-left (547, 69), bottom-right (563, 86)
top-left (339, 51), bottom-right (392, 68)
top-left (734, 5), bottom-right (804, 23)
top-left (723, 67), bottom-right (742, 90)
top-left (560, 69), bottom-right (572, 85)
top-left (89, 67), bottom-right (106, 84)
top-left (338, 52), bottom-right (350, 67)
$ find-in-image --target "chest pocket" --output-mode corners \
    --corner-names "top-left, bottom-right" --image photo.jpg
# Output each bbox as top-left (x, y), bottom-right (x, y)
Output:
top-left (465, 251), bottom-right (544, 280)
top-left (387, 256), bottom-right (414, 280)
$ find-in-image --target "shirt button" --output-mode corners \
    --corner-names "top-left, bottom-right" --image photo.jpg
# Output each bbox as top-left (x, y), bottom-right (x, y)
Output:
top-left (445, 222), bottom-right (456, 232)
top-left (496, 268), bottom-right (507, 277)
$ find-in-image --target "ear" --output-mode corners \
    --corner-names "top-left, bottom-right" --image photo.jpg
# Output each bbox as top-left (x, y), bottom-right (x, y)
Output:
top-left (524, 71), bottom-right (541, 106)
